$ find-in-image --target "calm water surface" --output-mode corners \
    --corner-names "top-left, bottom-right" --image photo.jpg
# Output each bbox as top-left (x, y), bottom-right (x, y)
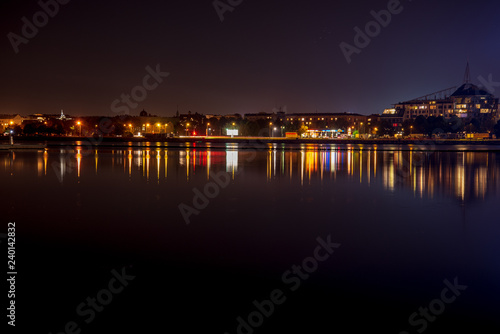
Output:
top-left (1, 143), bottom-right (500, 333)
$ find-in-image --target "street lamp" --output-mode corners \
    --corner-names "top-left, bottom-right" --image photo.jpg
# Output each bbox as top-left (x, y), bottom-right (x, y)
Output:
top-left (77, 121), bottom-right (81, 136)
top-left (206, 123), bottom-right (210, 136)
top-left (269, 122), bottom-right (273, 137)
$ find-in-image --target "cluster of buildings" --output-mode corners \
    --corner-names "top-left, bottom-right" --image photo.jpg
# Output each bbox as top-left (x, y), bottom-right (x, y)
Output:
top-left (0, 108), bottom-right (379, 138)
top-left (2, 65), bottom-right (499, 138)
top-left (0, 111), bottom-right (69, 126)
top-left (383, 64), bottom-right (500, 127)
top-left (242, 111), bottom-right (376, 138)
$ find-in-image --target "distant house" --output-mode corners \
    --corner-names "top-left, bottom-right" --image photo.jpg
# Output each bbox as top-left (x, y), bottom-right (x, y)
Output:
top-left (0, 114), bottom-right (25, 127)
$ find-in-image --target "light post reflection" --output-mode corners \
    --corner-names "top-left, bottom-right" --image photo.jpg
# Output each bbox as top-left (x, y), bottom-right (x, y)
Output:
top-left (22, 146), bottom-right (497, 204)
top-left (226, 146), bottom-right (238, 177)
top-left (76, 149), bottom-right (82, 178)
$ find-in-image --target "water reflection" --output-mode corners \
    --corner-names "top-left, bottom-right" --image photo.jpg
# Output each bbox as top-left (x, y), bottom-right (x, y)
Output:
top-left (1, 146), bottom-right (498, 204)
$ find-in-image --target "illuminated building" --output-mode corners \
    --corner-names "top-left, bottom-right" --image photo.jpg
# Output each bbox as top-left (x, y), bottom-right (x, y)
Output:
top-left (0, 114), bottom-right (24, 127)
top-left (391, 63), bottom-right (499, 122)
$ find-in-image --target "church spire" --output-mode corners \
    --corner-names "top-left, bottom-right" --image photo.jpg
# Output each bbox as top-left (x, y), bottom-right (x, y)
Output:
top-left (464, 61), bottom-right (470, 84)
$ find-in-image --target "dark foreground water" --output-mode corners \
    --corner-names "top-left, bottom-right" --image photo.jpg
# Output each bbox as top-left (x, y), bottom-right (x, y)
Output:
top-left (1, 143), bottom-right (500, 333)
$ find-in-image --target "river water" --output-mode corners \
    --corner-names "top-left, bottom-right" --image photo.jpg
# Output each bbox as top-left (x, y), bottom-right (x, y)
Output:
top-left (1, 143), bottom-right (499, 333)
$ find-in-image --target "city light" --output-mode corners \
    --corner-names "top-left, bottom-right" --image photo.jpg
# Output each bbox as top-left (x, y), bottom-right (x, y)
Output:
top-left (227, 129), bottom-right (238, 137)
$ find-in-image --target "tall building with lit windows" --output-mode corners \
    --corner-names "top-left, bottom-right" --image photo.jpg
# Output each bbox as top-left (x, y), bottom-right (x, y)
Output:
top-left (392, 63), bottom-right (499, 122)
top-left (396, 98), bottom-right (455, 121)
top-left (450, 82), bottom-right (498, 119)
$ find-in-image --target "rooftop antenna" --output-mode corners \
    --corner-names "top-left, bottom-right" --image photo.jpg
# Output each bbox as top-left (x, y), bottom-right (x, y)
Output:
top-left (464, 60), bottom-right (471, 84)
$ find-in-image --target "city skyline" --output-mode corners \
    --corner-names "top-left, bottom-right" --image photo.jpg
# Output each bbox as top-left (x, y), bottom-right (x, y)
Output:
top-left (2, 0), bottom-right (500, 117)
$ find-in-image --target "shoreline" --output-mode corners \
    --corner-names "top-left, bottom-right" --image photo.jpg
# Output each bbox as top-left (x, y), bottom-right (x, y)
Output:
top-left (0, 136), bottom-right (500, 145)
top-left (2, 135), bottom-right (500, 150)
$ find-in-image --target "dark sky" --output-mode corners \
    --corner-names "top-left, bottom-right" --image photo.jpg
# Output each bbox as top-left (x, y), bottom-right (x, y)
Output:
top-left (1, 0), bottom-right (500, 117)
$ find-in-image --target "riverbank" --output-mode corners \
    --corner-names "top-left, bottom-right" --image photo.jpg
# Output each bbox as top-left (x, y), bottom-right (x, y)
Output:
top-left (0, 143), bottom-right (47, 150)
top-left (2, 135), bottom-right (500, 146)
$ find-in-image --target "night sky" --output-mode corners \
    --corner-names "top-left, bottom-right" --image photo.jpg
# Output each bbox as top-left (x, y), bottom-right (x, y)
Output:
top-left (1, 0), bottom-right (500, 117)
